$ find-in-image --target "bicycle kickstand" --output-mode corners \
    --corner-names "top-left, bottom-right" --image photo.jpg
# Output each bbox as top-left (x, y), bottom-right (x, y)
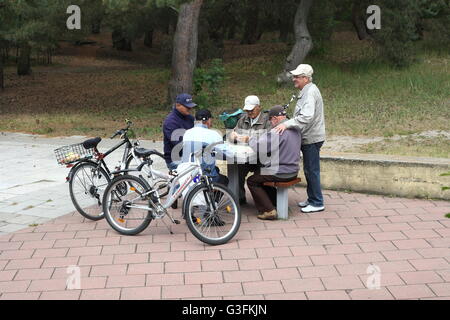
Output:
top-left (161, 211), bottom-right (181, 235)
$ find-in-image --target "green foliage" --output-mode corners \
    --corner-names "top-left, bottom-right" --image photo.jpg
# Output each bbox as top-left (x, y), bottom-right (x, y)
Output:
top-left (193, 58), bottom-right (225, 108)
top-left (369, 0), bottom-right (422, 68)
top-left (420, 0), bottom-right (450, 50)
top-left (441, 171), bottom-right (450, 192)
top-left (309, 0), bottom-right (336, 49)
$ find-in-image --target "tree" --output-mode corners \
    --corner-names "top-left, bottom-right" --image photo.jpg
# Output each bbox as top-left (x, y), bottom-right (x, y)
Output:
top-left (168, 0), bottom-right (203, 104)
top-left (0, 1), bottom-right (7, 89)
top-left (277, 0), bottom-right (313, 84)
top-left (241, 0), bottom-right (261, 44)
top-left (370, 0), bottom-right (422, 68)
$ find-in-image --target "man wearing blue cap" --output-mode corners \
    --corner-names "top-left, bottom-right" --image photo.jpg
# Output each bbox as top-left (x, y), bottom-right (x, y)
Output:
top-left (163, 93), bottom-right (197, 170)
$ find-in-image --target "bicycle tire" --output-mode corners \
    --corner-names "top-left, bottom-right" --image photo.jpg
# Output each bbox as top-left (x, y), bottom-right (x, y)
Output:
top-left (102, 175), bottom-right (153, 236)
top-left (184, 182), bottom-right (241, 245)
top-left (69, 161), bottom-right (110, 221)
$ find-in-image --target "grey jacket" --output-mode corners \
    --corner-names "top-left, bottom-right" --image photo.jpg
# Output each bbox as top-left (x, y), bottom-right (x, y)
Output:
top-left (229, 111), bottom-right (271, 142)
top-left (249, 121), bottom-right (301, 177)
top-left (284, 83), bottom-right (326, 145)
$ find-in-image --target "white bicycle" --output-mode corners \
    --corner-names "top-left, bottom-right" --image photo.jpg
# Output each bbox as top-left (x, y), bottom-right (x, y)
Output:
top-left (102, 142), bottom-right (241, 245)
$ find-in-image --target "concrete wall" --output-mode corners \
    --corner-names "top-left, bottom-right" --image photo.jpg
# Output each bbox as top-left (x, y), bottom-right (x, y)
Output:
top-left (218, 152), bottom-right (450, 200)
top-left (317, 153), bottom-right (450, 200)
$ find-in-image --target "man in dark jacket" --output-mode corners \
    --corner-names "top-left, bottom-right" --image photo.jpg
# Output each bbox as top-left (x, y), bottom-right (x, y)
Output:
top-left (163, 93), bottom-right (197, 170)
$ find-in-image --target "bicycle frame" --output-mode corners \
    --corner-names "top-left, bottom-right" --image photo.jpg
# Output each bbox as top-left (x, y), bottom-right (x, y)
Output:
top-left (121, 141), bottom-right (223, 215)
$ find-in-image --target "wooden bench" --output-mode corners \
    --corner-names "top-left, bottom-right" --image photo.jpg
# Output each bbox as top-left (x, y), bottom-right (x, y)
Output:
top-left (263, 178), bottom-right (302, 220)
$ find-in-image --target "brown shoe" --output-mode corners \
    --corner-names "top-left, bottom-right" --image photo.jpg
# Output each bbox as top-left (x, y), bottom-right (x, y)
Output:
top-left (257, 209), bottom-right (277, 220)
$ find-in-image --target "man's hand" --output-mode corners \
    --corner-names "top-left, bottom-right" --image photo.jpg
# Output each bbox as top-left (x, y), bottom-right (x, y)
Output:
top-left (229, 131), bottom-right (238, 141)
top-left (237, 135), bottom-right (250, 143)
top-left (273, 124), bottom-right (287, 135)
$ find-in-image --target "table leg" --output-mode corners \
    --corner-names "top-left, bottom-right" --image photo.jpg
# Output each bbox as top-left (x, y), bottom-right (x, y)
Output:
top-left (227, 163), bottom-right (240, 200)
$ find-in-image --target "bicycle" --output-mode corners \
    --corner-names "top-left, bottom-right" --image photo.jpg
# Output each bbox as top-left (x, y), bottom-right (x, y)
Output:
top-left (102, 141), bottom-right (241, 245)
top-left (54, 120), bottom-right (169, 221)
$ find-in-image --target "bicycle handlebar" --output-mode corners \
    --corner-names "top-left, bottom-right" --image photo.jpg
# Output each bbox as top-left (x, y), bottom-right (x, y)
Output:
top-left (110, 120), bottom-right (134, 139)
top-left (282, 94), bottom-right (297, 110)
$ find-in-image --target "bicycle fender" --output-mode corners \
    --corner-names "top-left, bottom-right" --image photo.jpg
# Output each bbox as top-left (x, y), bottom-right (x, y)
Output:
top-left (181, 182), bottom-right (212, 219)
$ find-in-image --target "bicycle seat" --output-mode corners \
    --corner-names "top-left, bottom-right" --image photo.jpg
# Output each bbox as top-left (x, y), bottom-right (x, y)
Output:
top-left (134, 148), bottom-right (164, 159)
top-left (83, 137), bottom-right (102, 149)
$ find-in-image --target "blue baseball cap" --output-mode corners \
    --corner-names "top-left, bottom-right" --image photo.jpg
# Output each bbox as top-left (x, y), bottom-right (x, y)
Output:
top-left (176, 93), bottom-right (197, 108)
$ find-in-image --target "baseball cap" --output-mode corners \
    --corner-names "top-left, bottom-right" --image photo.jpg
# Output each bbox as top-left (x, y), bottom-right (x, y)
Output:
top-left (243, 95), bottom-right (260, 111)
top-left (176, 93), bottom-right (197, 108)
top-left (290, 64), bottom-right (314, 77)
top-left (195, 109), bottom-right (212, 121)
top-left (268, 105), bottom-right (287, 118)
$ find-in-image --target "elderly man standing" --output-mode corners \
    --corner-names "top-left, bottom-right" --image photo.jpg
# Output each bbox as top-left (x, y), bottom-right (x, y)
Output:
top-left (163, 93), bottom-right (197, 171)
top-left (229, 95), bottom-right (271, 205)
top-left (247, 105), bottom-right (301, 220)
top-left (274, 64), bottom-right (326, 213)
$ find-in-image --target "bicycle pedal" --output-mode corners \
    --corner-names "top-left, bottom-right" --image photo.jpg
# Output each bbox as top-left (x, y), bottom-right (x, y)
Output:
top-left (173, 219), bottom-right (180, 225)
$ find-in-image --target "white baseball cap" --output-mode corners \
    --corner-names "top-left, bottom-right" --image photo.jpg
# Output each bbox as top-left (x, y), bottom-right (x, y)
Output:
top-left (290, 64), bottom-right (314, 77)
top-left (243, 95), bottom-right (260, 111)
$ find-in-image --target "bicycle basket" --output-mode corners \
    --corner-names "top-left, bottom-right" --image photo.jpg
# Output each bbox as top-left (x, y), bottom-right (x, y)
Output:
top-left (219, 109), bottom-right (243, 129)
top-left (54, 143), bottom-right (94, 165)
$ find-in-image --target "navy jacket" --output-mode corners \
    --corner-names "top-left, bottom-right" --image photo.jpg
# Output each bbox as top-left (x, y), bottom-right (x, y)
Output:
top-left (163, 107), bottom-right (195, 165)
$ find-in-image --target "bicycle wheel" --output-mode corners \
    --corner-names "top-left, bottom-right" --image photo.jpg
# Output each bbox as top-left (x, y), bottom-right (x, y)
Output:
top-left (69, 161), bottom-right (110, 221)
top-left (184, 183), bottom-right (241, 245)
top-left (125, 155), bottom-right (169, 198)
top-left (102, 175), bottom-right (153, 235)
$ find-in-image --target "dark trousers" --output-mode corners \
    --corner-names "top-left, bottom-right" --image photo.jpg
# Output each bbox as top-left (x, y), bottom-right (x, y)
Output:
top-left (238, 164), bottom-right (258, 201)
top-left (247, 172), bottom-right (297, 213)
top-left (213, 173), bottom-right (229, 186)
top-left (301, 142), bottom-right (324, 207)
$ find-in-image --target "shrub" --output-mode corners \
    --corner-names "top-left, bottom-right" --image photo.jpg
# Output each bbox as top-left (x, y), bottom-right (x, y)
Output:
top-left (193, 58), bottom-right (225, 109)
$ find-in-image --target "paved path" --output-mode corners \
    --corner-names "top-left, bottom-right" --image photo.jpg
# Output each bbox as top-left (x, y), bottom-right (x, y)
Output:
top-left (0, 132), bottom-right (165, 234)
top-left (0, 189), bottom-right (449, 300)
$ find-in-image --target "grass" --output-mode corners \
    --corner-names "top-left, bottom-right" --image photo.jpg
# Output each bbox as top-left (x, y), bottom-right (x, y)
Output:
top-left (0, 31), bottom-right (448, 158)
top-left (352, 136), bottom-right (450, 159)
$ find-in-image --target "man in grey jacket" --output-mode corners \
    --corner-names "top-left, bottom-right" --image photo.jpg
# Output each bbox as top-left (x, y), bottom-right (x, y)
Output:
top-left (274, 64), bottom-right (325, 213)
top-left (247, 105), bottom-right (301, 220)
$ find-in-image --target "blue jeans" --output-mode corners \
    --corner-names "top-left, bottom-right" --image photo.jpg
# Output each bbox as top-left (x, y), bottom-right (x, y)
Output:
top-left (301, 141), bottom-right (324, 207)
top-left (167, 162), bottom-right (178, 171)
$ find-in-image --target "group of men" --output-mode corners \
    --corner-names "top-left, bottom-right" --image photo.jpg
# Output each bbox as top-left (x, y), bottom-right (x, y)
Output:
top-left (162, 64), bottom-right (326, 220)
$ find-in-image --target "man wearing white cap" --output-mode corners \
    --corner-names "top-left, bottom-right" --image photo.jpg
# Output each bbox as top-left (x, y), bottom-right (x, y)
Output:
top-left (229, 95), bottom-right (271, 204)
top-left (274, 64), bottom-right (326, 213)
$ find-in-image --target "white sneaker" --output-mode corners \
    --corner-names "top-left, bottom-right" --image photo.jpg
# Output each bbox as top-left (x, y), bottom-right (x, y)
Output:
top-left (301, 204), bottom-right (325, 214)
top-left (298, 200), bottom-right (309, 208)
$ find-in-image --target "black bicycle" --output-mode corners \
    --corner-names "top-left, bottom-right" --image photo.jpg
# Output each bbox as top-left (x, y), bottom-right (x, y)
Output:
top-left (55, 120), bottom-right (169, 221)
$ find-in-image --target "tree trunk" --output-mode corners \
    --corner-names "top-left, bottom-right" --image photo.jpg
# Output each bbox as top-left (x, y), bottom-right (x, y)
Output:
top-left (0, 56), bottom-right (4, 90)
top-left (112, 30), bottom-right (132, 51)
top-left (92, 19), bottom-right (102, 34)
top-left (352, 1), bottom-right (369, 40)
top-left (168, 0), bottom-right (203, 104)
top-left (17, 45), bottom-right (32, 76)
top-left (144, 29), bottom-right (154, 48)
top-left (277, 0), bottom-right (313, 84)
top-left (241, 0), bottom-right (260, 44)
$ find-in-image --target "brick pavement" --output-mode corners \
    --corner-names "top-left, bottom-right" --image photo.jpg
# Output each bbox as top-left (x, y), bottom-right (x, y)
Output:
top-left (0, 189), bottom-right (449, 300)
